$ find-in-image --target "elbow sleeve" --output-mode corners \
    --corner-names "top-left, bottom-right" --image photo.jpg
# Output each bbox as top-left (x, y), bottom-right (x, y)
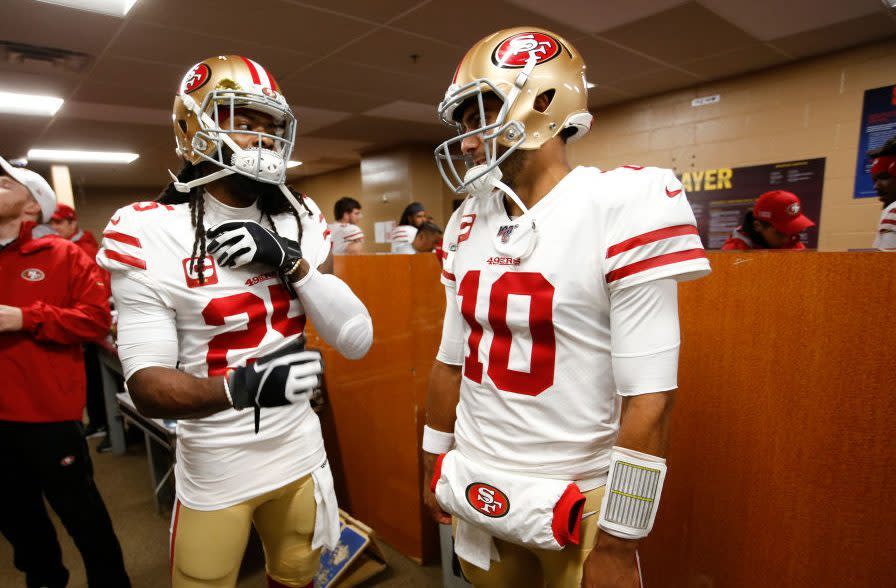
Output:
top-left (297, 269), bottom-right (373, 359)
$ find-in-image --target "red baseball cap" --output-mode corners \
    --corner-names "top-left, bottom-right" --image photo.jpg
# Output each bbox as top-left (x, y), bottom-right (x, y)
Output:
top-left (51, 203), bottom-right (77, 222)
top-left (753, 191), bottom-right (814, 236)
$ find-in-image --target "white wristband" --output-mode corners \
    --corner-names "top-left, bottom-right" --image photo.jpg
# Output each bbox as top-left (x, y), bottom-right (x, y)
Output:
top-left (422, 425), bottom-right (455, 454)
top-left (598, 446), bottom-right (667, 540)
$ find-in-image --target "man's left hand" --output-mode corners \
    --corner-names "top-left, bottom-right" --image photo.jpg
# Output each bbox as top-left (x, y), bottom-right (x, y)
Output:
top-left (0, 305), bottom-right (24, 332)
top-left (206, 220), bottom-right (302, 274)
top-left (581, 534), bottom-right (640, 588)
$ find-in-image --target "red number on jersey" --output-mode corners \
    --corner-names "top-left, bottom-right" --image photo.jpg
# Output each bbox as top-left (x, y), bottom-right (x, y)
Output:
top-left (202, 286), bottom-right (305, 376)
top-left (132, 202), bottom-right (175, 212)
top-left (458, 271), bottom-right (556, 396)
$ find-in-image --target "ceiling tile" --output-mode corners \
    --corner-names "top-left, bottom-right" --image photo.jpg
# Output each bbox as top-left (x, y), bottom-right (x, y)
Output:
top-left (38, 118), bottom-right (171, 152)
top-left (107, 21), bottom-right (310, 78)
top-left (680, 43), bottom-right (789, 79)
top-left (364, 100), bottom-right (439, 124)
top-left (309, 115), bottom-right (447, 147)
top-left (85, 55), bottom-right (183, 93)
top-left (0, 114), bottom-right (54, 160)
top-left (699, 0), bottom-right (886, 41)
top-left (388, 0), bottom-right (589, 48)
top-left (507, 0), bottom-right (690, 34)
top-left (288, 0), bottom-right (428, 24)
top-left (328, 28), bottom-right (461, 80)
top-left (294, 106), bottom-right (354, 135)
top-left (0, 0), bottom-right (122, 56)
top-left (768, 14), bottom-right (896, 59)
top-left (611, 67), bottom-right (700, 97)
top-left (128, 0), bottom-right (374, 58)
top-left (291, 61), bottom-right (428, 102)
top-left (574, 36), bottom-right (670, 84)
top-left (600, 2), bottom-right (757, 66)
top-left (59, 102), bottom-right (170, 126)
top-left (0, 68), bottom-right (81, 98)
top-left (276, 81), bottom-right (388, 113)
top-left (68, 80), bottom-right (173, 110)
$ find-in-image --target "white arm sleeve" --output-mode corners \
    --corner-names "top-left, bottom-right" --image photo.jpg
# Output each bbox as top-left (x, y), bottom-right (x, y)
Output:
top-left (295, 268), bottom-right (373, 360)
top-left (111, 272), bottom-right (179, 381)
top-left (436, 285), bottom-right (464, 366)
top-left (610, 278), bottom-right (680, 396)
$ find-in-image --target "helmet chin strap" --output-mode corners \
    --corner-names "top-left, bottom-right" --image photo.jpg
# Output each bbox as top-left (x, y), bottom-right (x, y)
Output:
top-left (463, 164), bottom-right (531, 216)
top-left (168, 167), bottom-right (235, 193)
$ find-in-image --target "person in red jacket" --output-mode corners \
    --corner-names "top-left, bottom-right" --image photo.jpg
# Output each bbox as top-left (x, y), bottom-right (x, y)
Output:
top-left (722, 190), bottom-right (815, 251)
top-left (49, 202), bottom-right (111, 442)
top-left (49, 202), bottom-right (100, 259)
top-left (0, 156), bottom-right (130, 588)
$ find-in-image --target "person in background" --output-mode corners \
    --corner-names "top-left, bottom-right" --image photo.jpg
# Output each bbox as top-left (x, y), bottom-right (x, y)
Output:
top-left (50, 203), bottom-right (111, 444)
top-left (328, 197), bottom-right (365, 254)
top-left (869, 137), bottom-right (896, 251)
top-left (722, 190), bottom-right (815, 250)
top-left (0, 156), bottom-right (130, 588)
top-left (391, 201), bottom-right (426, 254)
top-left (412, 221), bottom-right (443, 254)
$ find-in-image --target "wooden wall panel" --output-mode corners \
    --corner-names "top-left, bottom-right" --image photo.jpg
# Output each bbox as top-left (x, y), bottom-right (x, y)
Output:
top-left (305, 253), bottom-right (444, 561)
top-left (642, 252), bottom-right (896, 586)
top-left (313, 251), bottom-right (896, 580)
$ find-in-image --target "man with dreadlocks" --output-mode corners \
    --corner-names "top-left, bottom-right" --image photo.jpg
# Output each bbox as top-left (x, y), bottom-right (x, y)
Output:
top-left (869, 136), bottom-right (896, 251)
top-left (97, 56), bottom-right (373, 588)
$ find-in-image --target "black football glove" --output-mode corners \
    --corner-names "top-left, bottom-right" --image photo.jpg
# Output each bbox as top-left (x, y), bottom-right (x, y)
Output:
top-left (207, 220), bottom-right (302, 273)
top-left (226, 343), bottom-right (323, 433)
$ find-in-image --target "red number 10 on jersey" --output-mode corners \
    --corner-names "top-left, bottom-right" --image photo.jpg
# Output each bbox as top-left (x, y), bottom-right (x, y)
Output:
top-left (458, 271), bottom-right (556, 396)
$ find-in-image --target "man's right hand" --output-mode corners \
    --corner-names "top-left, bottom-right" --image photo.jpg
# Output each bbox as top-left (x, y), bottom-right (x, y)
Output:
top-left (423, 451), bottom-right (452, 525)
top-left (227, 344), bottom-right (322, 410)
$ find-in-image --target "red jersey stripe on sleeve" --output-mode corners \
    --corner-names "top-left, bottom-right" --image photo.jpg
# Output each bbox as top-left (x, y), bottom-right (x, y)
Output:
top-left (881, 219), bottom-right (896, 226)
top-left (103, 230), bottom-right (142, 248)
top-left (441, 270), bottom-right (456, 281)
top-left (607, 225), bottom-right (698, 258)
top-left (606, 249), bottom-right (705, 283)
top-left (103, 249), bottom-right (147, 270)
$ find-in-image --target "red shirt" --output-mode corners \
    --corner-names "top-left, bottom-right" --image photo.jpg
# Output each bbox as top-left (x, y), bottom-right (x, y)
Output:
top-left (0, 222), bottom-right (111, 422)
top-left (721, 227), bottom-right (807, 251)
top-left (71, 229), bottom-right (100, 260)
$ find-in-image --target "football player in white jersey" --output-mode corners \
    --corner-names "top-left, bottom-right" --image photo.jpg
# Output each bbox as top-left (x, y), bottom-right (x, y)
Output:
top-left (423, 28), bottom-right (710, 588)
top-left (328, 197), bottom-right (364, 254)
top-left (97, 56), bottom-right (373, 588)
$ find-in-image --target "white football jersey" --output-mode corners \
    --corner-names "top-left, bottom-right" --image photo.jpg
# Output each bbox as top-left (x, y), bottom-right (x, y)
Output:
top-left (390, 224), bottom-right (417, 254)
top-left (873, 200), bottom-right (896, 251)
top-left (441, 166), bottom-right (710, 482)
top-left (98, 193), bottom-right (332, 509)
top-left (328, 222), bottom-right (364, 254)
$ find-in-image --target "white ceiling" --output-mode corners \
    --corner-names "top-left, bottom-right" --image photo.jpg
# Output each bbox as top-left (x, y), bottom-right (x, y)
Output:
top-left (0, 0), bottom-right (893, 190)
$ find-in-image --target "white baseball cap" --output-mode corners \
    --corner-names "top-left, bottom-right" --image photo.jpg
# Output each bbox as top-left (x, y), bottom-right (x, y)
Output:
top-left (0, 156), bottom-right (56, 223)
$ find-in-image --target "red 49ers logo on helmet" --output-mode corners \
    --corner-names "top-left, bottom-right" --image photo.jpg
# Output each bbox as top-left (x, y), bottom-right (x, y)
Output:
top-left (492, 32), bottom-right (562, 68)
top-left (181, 63), bottom-right (211, 94)
top-left (466, 483), bottom-right (510, 518)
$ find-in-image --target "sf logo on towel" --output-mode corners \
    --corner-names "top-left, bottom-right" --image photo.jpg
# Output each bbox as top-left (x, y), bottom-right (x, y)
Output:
top-left (466, 483), bottom-right (509, 518)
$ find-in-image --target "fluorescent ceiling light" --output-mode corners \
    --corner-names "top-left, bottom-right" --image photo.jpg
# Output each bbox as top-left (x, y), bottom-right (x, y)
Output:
top-left (33, 0), bottom-right (138, 17)
top-left (0, 91), bottom-right (63, 116)
top-left (287, 160), bottom-right (303, 168)
top-left (28, 149), bottom-right (139, 164)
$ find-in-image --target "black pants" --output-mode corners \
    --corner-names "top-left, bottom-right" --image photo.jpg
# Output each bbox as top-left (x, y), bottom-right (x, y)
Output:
top-left (83, 344), bottom-right (107, 428)
top-left (0, 420), bottom-right (131, 588)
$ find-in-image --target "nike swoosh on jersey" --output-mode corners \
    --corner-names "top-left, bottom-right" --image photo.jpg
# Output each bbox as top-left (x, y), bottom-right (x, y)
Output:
top-left (665, 188), bottom-right (682, 198)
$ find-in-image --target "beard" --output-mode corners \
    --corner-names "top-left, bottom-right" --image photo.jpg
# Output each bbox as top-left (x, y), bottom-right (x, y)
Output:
top-left (496, 144), bottom-right (530, 191)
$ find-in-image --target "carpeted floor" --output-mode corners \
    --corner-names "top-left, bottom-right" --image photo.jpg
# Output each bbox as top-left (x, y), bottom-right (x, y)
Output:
top-left (0, 434), bottom-right (442, 588)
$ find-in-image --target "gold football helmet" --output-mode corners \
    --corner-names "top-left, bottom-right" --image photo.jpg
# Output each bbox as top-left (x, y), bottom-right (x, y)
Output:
top-left (435, 27), bottom-right (593, 195)
top-left (172, 55), bottom-right (296, 191)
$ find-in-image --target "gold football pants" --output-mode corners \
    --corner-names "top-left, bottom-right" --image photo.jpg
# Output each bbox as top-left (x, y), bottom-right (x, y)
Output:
top-left (170, 474), bottom-right (319, 588)
top-left (455, 485), bottom-right (634, 588)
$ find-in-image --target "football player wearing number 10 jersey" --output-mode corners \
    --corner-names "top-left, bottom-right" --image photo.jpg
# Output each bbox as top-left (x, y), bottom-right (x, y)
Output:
top-left (423, 28), bottom-right (711, 587)
top-left (98, 56), bottom-right (373, 588)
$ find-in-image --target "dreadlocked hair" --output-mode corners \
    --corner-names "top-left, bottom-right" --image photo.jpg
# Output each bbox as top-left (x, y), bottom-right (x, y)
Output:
top-left (158, 162), bottom-right (314, 289)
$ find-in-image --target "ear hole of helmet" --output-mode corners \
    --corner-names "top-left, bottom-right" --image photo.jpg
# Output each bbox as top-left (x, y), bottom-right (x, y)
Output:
top-left (177, 119), bottom-right (188, 133)
top-left (534, 89), bottom-right (555, 113)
